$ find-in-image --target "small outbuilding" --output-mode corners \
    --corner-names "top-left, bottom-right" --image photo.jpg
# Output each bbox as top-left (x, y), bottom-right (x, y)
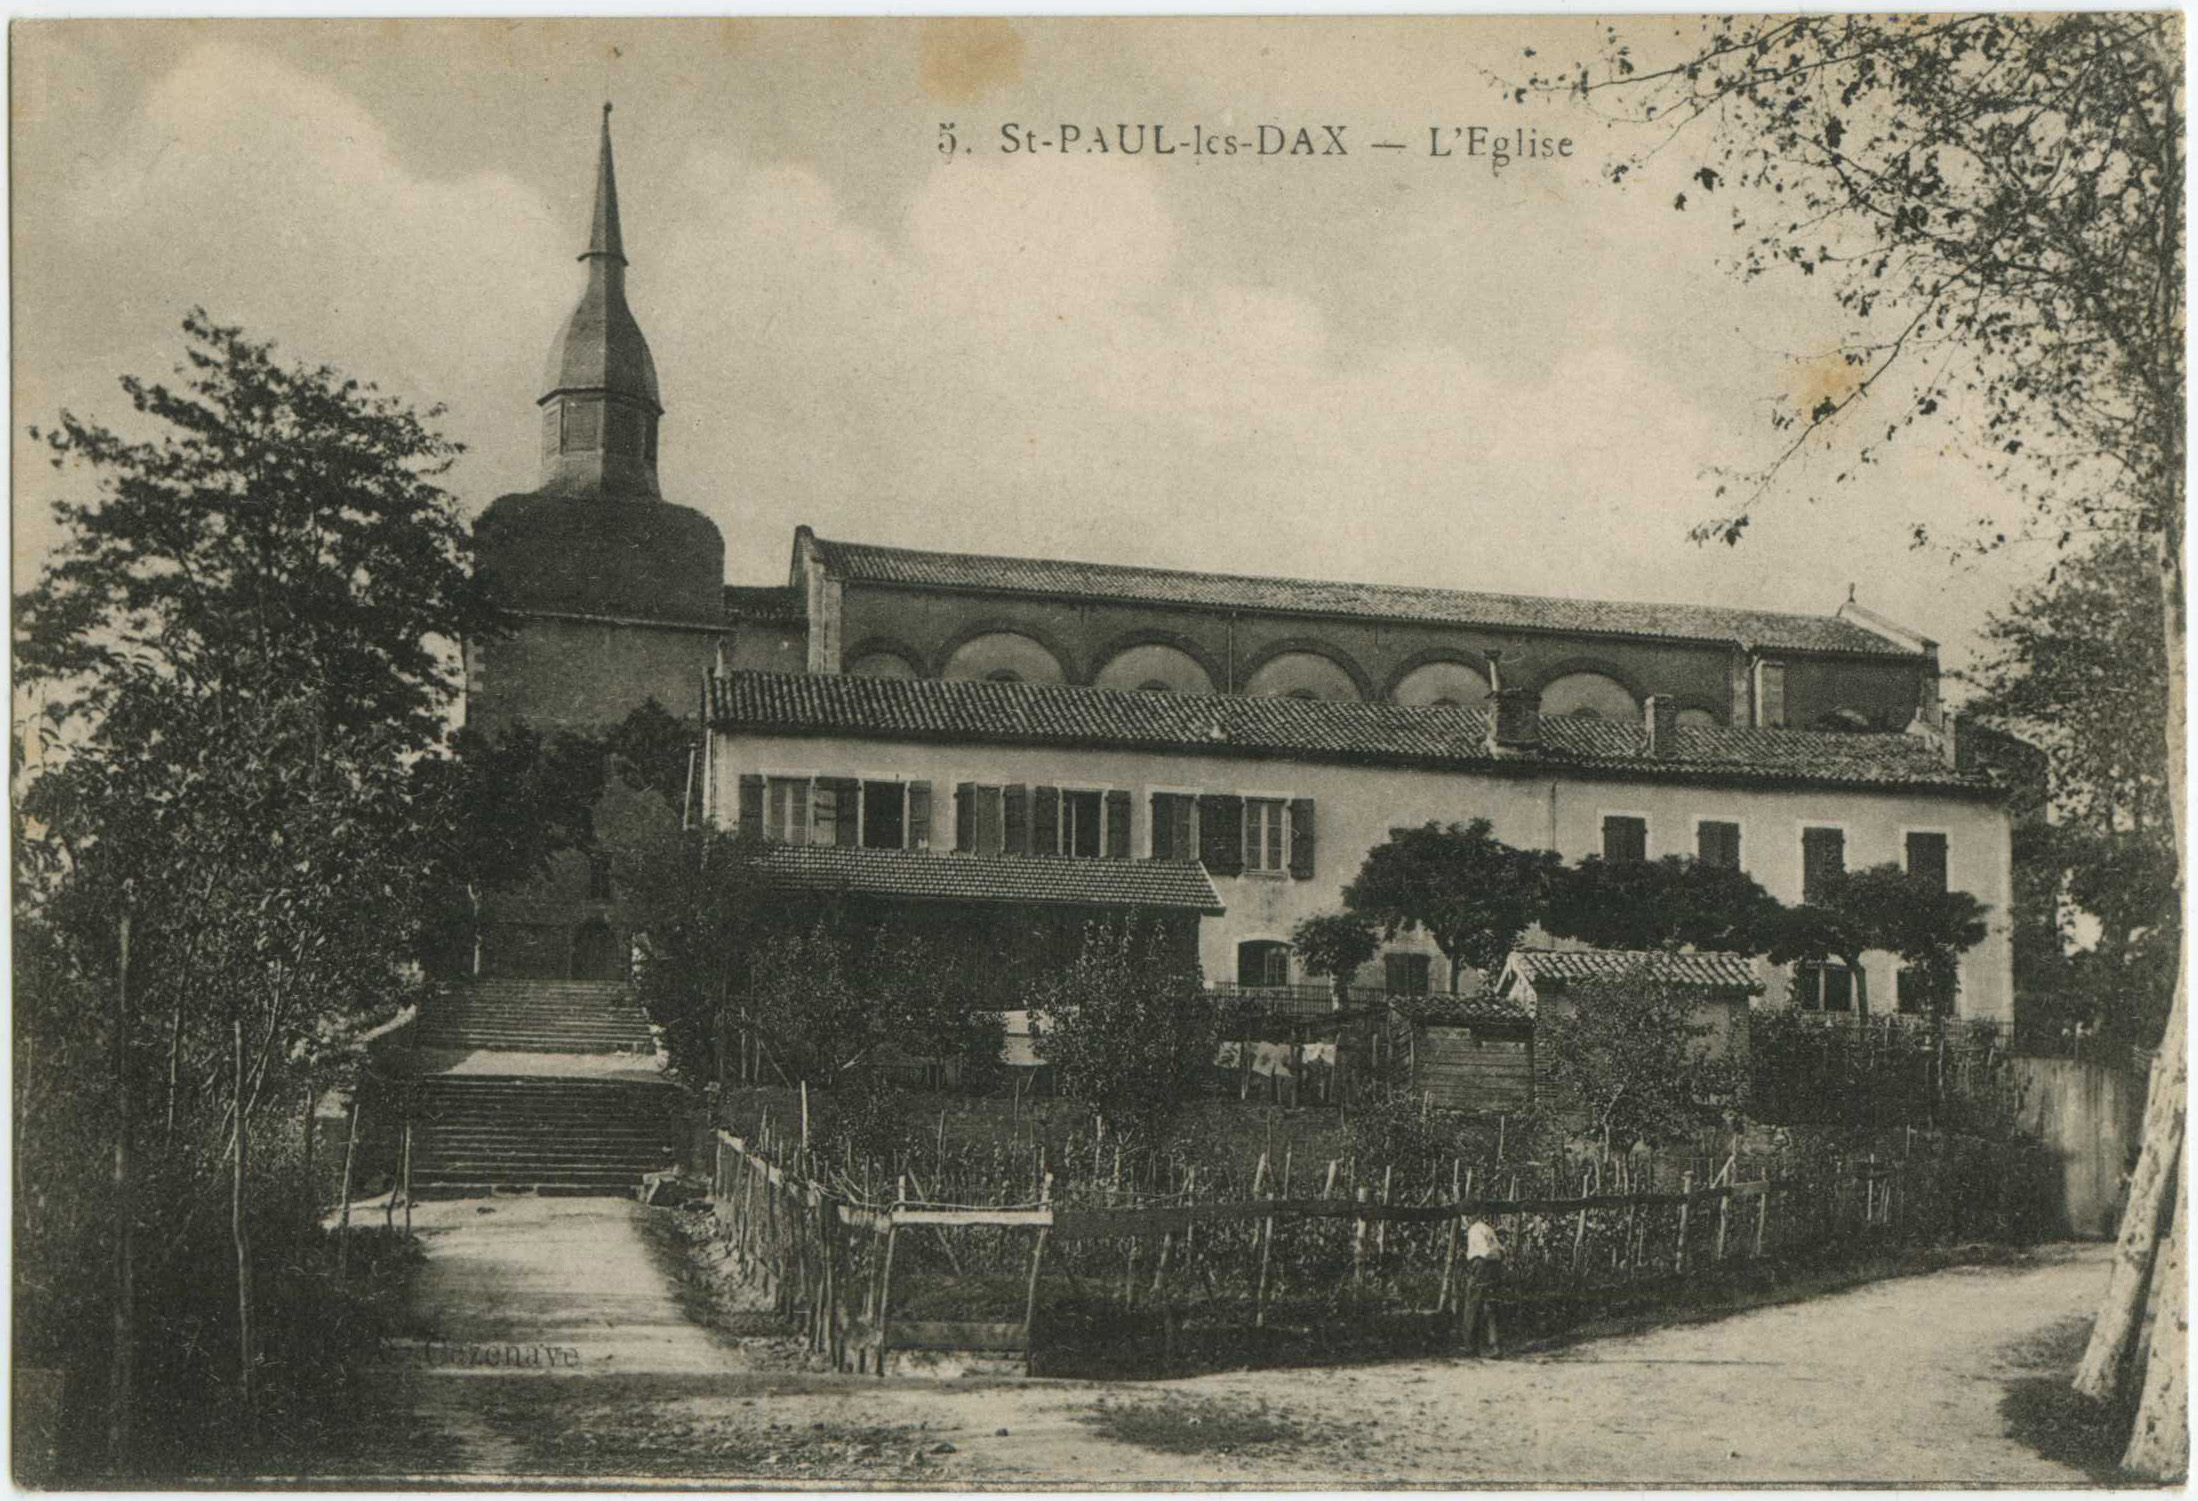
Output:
top-left (1497, 947), bottom-right (1761, 1103)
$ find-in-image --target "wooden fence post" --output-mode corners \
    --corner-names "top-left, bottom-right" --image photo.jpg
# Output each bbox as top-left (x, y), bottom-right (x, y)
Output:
top-left (1756, 1179), bottom-right (1772, 1257)
top-left (1375, 1165), bottom-right (1395, 1258)
top-left (1572, 1169), bottom-right (1591, 1281)
top-left (1352, 1186), bottom-right (1369, 1295)
top-left (874, 1178), bottom-right (904, 1379)
top-left (336, 1098), bottom-right (361, 1281)
top-left (1675, 1172), bottom-right (1693, 1273)
top-left (1023, 1174), bottom-right (1052, 1376)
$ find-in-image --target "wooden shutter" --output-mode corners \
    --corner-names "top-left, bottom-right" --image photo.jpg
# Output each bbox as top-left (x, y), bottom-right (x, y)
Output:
top-left (907, 781), bottom-right (932, 850)
top-left (1756, 660), bottom-right (1787, 728)
top-left (1149, 794), bottom-right (1175, 861)
top-left (819, 777), bottom-right (861, 846)
top-left (1905, 831), bottom-right (1947, 891)
top-left (1199, 794), bottom-right (1245, 875)
top-left (1802, 827), bottom-right (1844, 903)
top-left (737, 774), bottom-right (764, 835)
top-left (955, 783), bottom-right (976, 853)
top-left (1288, 797), bottom-right (1316, 879)
top-left (1105, 789), bottom-right (1132, 860)
top-left (1003, 785), bottom-right (1030, 855)
top-left (1698, 820), bottom-right (1741, 869)
top-left (1602, 815), bottom-right (1647, 863)
top-left (1031, 786), bottom-right (1061, 856)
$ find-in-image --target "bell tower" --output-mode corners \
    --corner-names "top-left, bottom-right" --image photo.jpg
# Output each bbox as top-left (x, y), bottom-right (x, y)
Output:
top-left (537, 103), bottom-right (664, 502)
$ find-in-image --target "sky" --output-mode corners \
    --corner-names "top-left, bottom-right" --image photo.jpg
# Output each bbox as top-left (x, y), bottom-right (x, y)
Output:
top-left (12, 18), bottom-right (2057, 688)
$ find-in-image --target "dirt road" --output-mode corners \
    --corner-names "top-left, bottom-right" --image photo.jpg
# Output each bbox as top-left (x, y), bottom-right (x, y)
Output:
top-left (314, 1197), bottom-right (2109, 1486)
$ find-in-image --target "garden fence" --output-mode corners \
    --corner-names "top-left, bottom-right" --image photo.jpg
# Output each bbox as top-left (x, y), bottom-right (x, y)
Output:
top-left (709, 1124), bottom-right (1912, 1376)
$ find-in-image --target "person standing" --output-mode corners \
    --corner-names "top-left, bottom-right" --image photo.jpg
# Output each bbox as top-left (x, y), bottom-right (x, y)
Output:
top-left (1459, 1216), bottom-right (1504, 1356)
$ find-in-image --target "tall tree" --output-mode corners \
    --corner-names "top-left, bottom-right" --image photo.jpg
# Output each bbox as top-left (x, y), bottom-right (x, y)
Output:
top-left (15, 312), bottom-right (489, 1456)
top-left (1544, 19), bottom-right (2182, 1468)
top-left (1341, 820), bottom-right (1560, 993)
top-left (1542, 854), bottom-right (1785, 956)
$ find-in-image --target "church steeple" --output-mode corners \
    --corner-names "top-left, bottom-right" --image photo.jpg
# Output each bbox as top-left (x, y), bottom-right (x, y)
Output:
top-left (538, 103), bottom-right (663, 502)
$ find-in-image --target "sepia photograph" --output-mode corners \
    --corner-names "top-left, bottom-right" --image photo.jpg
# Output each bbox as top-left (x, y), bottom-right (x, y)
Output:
top-left (8, 13), bottom-right (2187, 1488)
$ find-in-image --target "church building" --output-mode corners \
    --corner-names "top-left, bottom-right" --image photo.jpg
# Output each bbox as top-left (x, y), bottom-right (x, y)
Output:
top-left (466, 112), bottom-right (2014, 1024)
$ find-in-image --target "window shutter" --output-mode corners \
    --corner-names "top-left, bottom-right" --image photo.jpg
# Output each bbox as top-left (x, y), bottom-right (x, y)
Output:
top-left (1756, 660), bottom-right (1788, 728)
top-left (790, 780), bottom-right (810, 843)
top-left (1802, 827), bottom-right (1844, 903)
top-left (820, 777), bottom-right (861, 847)
top-left (1200, 794), bottom-right (1245, 875)
top-left (1602, 815), bottom-right (1647, 864)
top-left (1288, 797), bottom-right (1316, 879)
top-left (907, 781), bottom-right (932, 851)
top-left (1149, 794), bottom-right (1175, 861)
top-left (955, 783), bottom-right (976, 853)
top-left (1698, 820), bottom-right (1741, 869)
top-left (1003, 785), bottom-right (1030, 855)
top-left (738, 774), bottom-right (764, 835)
top-left (1105, 789), bottom-right (1132, 860)
top-left (1906, 831), bottom-right (1947, 891)
top-left (1032, 786), bottom-right (1061, 856)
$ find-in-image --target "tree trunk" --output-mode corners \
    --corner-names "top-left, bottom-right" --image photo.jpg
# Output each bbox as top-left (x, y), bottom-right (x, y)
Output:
top-left (232, 1019), bottom-right (255, 1442)
top-left (108, 911), bottom-right (133, 1474)
top-left (2080, 517), bottom-right (2188, 1462)
top-left (2123, 1169), bottom-right (2188, 1479)
top-left (163, 997), bottom-right (183, 1143)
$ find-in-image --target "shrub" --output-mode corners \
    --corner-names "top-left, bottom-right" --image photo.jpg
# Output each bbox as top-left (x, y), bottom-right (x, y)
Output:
top-left (1034, 919), bottom-right (1219, 1149)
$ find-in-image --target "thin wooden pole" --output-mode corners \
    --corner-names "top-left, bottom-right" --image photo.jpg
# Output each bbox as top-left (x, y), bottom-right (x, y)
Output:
top-left (401, 1122), bottom-right (414, 1238)
top-left (232, 1020), bottom-right (255, 1441)
top-left (336, 1097), bottom-right (360, 1280)
top-left (1022, 1174), bottom-right (1052, 1376)
top-left (1253, 1151), bottom-right (1276, 1326)
top-left (109, 910), bottom-right (134, 1472)
top-left (874, 1178), bottom-right (904, 1379)
top-left (1675, 1172), bottom-right (1693, 1273)
top-left (1375, 1164), bottom-right (1395, 1258)
top-left (1438, 1159), bottom-right (1463, 1314)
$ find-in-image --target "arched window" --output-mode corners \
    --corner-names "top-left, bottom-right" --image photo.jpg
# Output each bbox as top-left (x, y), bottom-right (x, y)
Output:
top-left (1139, 679), bottom-right (1174, 693)
top-left (1286, 688), bottom-right (1319, 701)
top-left (1237, 940), bottom-right (1292, 988)
top-left (986, 669), bottom-right (1023, 684)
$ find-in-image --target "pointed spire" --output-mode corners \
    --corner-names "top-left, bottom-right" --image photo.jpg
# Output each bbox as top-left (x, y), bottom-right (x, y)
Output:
top-left (537, 104), bottom-right (662, 502)
top-left (586, 101), bottom-right (625, 266)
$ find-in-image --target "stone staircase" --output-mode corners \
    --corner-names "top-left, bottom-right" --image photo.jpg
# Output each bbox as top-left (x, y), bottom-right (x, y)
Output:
top-left (414, 978), bottom-right (655, 1054)
top-left (400, 977), bottom-right (685, 1198)
top-left (407, 1075), bottom-right (684, 1198)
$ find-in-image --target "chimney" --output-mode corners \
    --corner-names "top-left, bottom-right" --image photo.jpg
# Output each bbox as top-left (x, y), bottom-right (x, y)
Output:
top-left (1941, 707), bottom-right (1960, 768)
top-left (1644, 694), bottom-right (1680, 757)
top-left (1485, 650), bottom-right (1541, 752)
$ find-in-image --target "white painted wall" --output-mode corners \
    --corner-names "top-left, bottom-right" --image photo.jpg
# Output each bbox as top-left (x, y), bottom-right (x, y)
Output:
top-left (707, 729), bottom-right (2015, 1022)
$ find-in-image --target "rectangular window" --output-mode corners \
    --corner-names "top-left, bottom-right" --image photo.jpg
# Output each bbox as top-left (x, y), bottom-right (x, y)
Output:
top-left (1239, 940), bottom-right (1292, 988)
top-left (1798, 961), bottom-right (1853, 1013)
top-left (764, 777), bottom-right (810, 844)
top-left (1906, 831), bottom-right (1948, 892)
top-left (1756, 660), bottom-right (1788, 728)
top-left (1802, 826), bottom-right (1846, 904)
top-left (1062, 789), bottom-right (1104, 859)
top-left (1698, 820), bottom-right (1742, 870)
top-left (861, 781), bottom-right (905, 850)
top-left (1150, 793), bottom-right (1197, 862)
top-left (973, 786), bottom-right (1004, 854)
top-left (1384, 953), bottom-right (1431, 996)
top-left (813, 783), bottom-right (843, 846)
top-left (1602, 815), bottom-right (1648, 863)
top-left (1244, 798), bottom-right (1287, 872)
top-left (1897, 966), bottom-right (1953, 1016)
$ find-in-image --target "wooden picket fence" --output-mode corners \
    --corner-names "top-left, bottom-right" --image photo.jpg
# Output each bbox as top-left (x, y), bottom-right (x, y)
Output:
top-left (710, 1128), bottom-right (1911, 1375)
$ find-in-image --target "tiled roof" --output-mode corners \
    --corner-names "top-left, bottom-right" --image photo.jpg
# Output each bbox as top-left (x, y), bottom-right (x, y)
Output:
top-left (1512, 947), bottom-right (1764, 992)
top-left (740, 842), bottom-right (1224, 913)
top-left (724, 585), bottom-right (805, 623)
top-left (705, 671), bottom-right (1998, 796)
top-left (809, 535), bottom-right (1920, 658)
top-left (1389, 994), bottom-right (1535, 1027)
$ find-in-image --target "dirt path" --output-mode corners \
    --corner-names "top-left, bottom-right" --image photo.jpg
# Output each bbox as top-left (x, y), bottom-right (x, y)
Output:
top-left (322, 1200), bottom-right (2110, 1486)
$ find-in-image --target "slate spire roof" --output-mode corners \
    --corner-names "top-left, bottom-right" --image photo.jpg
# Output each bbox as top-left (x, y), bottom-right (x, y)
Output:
top-left (542, 104), bottom-right (662, 420)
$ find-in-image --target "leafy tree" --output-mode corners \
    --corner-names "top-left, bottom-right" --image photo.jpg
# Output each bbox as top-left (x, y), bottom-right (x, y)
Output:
top-left (1542, 854), bottom-right (1785, 956)
top-left (1033, 919), bottom-right (1219, 1144)
top-left (1539, 959), bottom-right (1743, 1145)
top-left (1965, 540), bottom-right (2179, 1042)
top-left (1290, 912), bottom-right (1381, 1000)
top-left (13, 313), bottom-right (487, 1463)
top-left (610, 824), bottom-right (771, 1086)
top-left (604, 698), bottom-right (701, 819)
top-left (1341, 820), bottom-right (1560, 993)
top-left (1767, 865), bottom-right (1992, 1020)
top-left (1537, 23), bottom-right (2183, 1456)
